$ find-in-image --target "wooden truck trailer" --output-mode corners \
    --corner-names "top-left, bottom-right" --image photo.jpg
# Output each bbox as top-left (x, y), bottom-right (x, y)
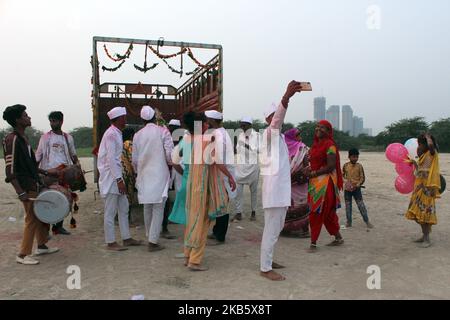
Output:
top-left (91, 36), bottom-right (223, 182)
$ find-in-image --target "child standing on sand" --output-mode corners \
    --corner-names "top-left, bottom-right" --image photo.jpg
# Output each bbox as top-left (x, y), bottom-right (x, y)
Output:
top-left (342, 148), bottom-right (373, 229)
top-left (406, 134), bottom-right (441, 248)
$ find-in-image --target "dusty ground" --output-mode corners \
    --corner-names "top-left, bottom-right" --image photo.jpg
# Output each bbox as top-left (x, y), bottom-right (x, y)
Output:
top-left (1, 153), bottom-right (449, 300)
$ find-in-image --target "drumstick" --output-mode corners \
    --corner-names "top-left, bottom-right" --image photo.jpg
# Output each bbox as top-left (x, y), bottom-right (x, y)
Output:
top-left (83, 170), bottom-right (94, 174)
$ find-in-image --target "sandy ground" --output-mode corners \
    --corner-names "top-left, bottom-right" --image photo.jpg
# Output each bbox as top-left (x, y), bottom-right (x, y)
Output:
top-left (1, 153), bottom-right (449, 300)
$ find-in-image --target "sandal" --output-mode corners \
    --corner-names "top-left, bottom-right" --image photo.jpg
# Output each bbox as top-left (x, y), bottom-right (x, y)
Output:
top-left (188, 264), bottom-right (209, 271)
top-left (326, 238), bottom-right (344, 246)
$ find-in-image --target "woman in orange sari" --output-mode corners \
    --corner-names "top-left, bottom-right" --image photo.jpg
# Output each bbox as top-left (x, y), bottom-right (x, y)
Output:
top-left (306, 120), bottom-right (344, 252)
top-left (183, 112), bottom-right (236, 271)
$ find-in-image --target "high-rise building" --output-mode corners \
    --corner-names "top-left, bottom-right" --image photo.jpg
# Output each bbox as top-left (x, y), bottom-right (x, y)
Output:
top-left (326, 105), bottom-right (340, 130)
top-left (341, 105), bottom-right (354, 136)
top-left (313, 97), bottom-right (326, 121)
top-left (353, 116), bottom-right (364, 137)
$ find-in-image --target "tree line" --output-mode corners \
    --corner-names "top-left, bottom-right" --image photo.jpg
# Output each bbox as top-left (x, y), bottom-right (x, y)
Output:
top-left (1, 117), bottom-right (449, 155)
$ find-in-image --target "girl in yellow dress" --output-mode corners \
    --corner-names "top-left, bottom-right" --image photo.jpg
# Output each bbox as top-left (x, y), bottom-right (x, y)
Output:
top-left (406, 133), bottom-right (441, 248)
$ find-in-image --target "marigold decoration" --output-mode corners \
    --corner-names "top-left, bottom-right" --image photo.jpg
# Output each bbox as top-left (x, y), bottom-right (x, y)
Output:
top-left (103, 43), bottom-right (133, 62)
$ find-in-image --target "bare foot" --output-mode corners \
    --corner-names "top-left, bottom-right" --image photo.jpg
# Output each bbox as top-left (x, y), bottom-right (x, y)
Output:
top-left (107, 242), bottom-right (128, 251)
top-left (188, 263), bottom-right (209, 271)
top-left (184, 257), bottom-right (189, 266)
top-left (420, 241), bottom-right (432, 248)
top-left (413, 237), bottom-right (424, 243)
top-left (272, 262), bottom-right (285, 269)
top-left (307, 244), bottom-right (318, 253)
top-left (260, 270), bottom-right (285, 281)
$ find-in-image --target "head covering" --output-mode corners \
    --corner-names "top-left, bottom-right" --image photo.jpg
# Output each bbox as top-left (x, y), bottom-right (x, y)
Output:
top-left (264, 103), bottom-right (277, 119)
top-left (140, 105), bottom-right (155, 121)
top-left (240, 116), bottom-right (253, 124)
top-left (310, 120), bottom-right (343, 190)
top-left (205, 110), bottom-right (223, 120)
top-left (284, 128), bottom-right (306, 158)
top-left (107, 107), bottom-right (127, 120)
top-left (168, 119), bottom-right (181, 126)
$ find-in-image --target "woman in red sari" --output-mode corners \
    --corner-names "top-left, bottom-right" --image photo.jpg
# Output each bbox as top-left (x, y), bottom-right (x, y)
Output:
top-left (306, 120), bottom-right (344, 252)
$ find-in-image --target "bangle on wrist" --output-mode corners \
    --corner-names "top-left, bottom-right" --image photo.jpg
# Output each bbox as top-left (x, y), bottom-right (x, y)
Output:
top-left (18, 192), bottom-right (26, 197)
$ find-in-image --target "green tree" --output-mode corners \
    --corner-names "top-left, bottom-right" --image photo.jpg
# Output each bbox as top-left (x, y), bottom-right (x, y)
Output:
top-left (375, 117), bottom-right (429, 147)
top-left (430, 118), bottom-right (450, 152)
top-left (296, 121), bottom-right (316, 147)
top-left (70, 127), bottom-right (93, 148)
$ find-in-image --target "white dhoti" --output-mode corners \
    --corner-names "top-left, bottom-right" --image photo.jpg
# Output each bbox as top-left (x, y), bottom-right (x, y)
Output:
top-left (235, 176), bottom-right (259, 213)
top-left (103, 194), bottom-right (131, 244)
top-left (144, 200), bottom-right (166, 244)
top-left (260, 207), bottom-right (287, 272)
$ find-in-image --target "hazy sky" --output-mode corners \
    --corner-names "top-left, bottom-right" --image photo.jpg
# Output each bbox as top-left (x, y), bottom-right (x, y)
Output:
top-left (1, 0), bottom-right (449, 134)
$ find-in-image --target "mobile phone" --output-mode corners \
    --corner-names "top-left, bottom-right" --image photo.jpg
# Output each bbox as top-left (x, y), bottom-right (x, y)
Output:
top-left (299, 82), bottom-right (312, 91)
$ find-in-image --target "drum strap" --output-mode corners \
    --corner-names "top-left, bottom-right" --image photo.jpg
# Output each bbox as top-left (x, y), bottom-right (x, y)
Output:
top-left (63, 133), bottom-right (77, 165)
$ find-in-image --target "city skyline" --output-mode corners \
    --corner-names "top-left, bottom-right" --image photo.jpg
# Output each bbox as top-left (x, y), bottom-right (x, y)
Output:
top-left (314, 98), bottom-right (372, 136)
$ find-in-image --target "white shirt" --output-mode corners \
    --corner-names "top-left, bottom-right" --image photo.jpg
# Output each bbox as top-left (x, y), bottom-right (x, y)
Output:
top-left (235, 129), bottom-right (260, 185)
top-left (260, 103), bottom-right (291, 209)
top-left (212, 127), bottom-right (237, 199)
top-left (132, 123), bottom-right (174, 204)
top-left (97, 125), bottom-right (124, 197)
top-left (36, 131), bottom-right (76, 170)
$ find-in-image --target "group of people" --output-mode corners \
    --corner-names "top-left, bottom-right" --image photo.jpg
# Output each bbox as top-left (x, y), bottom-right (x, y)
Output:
top-left (2, 80), bottom-right (442, 281)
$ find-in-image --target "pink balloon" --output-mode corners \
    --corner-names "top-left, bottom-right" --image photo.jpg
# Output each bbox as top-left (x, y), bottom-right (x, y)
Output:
top-left (395, 162), bottom-right (414, 176)
top-left (395, 175), bottom-right (415, 194)
top-left (386, 143), bottom-right (409, 163)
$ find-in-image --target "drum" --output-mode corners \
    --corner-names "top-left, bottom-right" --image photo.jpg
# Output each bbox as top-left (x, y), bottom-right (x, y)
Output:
top-left (33, 185), bottom-right (72, 224)
top-left (60, 165), bottom-right (87, 192)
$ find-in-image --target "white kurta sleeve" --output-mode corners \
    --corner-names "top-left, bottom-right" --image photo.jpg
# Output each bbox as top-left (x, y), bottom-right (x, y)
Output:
top-left (106, 134), bottom-right (123, 180)
top-left (162, 128), bottom-right (174, 165)
top-left (68, 134), bottom-right (77, 156)
top-left (35, 135), bottom-right (45, 164)
top-left (269, 102), bottom-right (287, 132)
top-left (131, 135), bottom-right (139, 173)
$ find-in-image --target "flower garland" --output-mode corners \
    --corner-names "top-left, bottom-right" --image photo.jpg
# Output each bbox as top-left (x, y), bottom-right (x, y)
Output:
top-left (102, 60), bottom-right (126, 72)
top-left (103, 43), bottom-right (133, 62)
top-left (134, 62), bottom-right (159, 73)
top-left (161, 58), bottom-right (183, 76)
top-left (134, 42), bottom-right (159, 73)
top-left (148, 45), bottom-right (187, 59)
top-left (187, 48), bottom-right (217, 69)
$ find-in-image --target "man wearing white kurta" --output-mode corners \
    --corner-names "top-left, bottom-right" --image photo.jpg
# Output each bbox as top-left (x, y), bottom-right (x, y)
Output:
top-left (98, 107), bottom-right (142, 251)
top-left (132, 106), bottom-right (174, 252)
top-left (233, 117), bottom-right (260, 222)
top-left (205, 110), bottom-right (236, 245)
top-left (259, 81), bottom-right (304, 281)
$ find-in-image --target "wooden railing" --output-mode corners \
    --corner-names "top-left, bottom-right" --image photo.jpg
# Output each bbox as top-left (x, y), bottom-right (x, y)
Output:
top-left (175, 54), bottom-right (220, 116)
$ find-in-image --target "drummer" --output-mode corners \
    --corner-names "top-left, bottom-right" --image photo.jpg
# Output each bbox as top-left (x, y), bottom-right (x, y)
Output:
top-left (2, 104), bottom-right (60, 265)
top-left (36, 111), bottom-right (79, 235)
